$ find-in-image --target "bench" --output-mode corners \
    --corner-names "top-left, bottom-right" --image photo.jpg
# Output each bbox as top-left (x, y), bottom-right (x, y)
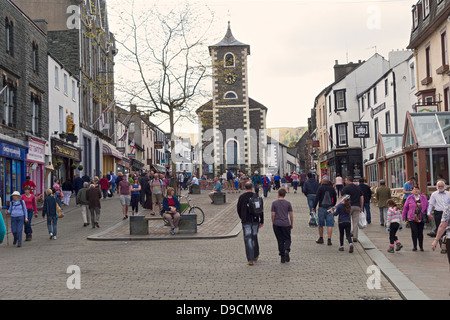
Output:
top-left (189, 184), bottom-right (201, 194)
top-left (212, 192), bottom-right (226, 205)
top-left (129, 215), bottom-right (151, 235)
top-left (179, 214), bottom-right (197, 234)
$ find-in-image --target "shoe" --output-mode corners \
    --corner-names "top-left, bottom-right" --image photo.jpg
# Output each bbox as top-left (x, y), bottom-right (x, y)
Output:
top-left (327, 239), bottom-right (332, 246)
top-left (17, 243), bottom-right (21, 247)
top-left (441, 250), bottom-right (447, 254)
top-left (349, 244), bottom-right (354, 253)
top-left (84, 223), bottom-right (88, 226)
top-left (248, 261), bottom-right (254, 266)
top-left (170, 228), bottom-right (176, 235)
top-left (95, 222), bottom-right (100, 228)
top-left (339, 246), bottom-right (344, 252)
top-left (395, 242), bottom-right (403, 251)
top-left (412, 247), bottom-right (417, 251)
top-left (49, 233), bottom-right (53, 240)
top-left (280, 255), bottom-right (286, 263)
top-left (53, 236), bottom-right (57, 240)
top-left (253, 256), bottom-right (259, 262)
top-left (25, 234), bottom-right (31, 241)
top-left (285, 251), bottom-right (290, 262)
top-left (13, 235), bottom-right (17, 245)
top-left (420, 247), bottom-right (424, 252)
top-left (387, 246), bottom-right (394, 253)
top-left (316, 237), bottom-right (324, 244)
top-left (353, 238), bottom-right (358, 243)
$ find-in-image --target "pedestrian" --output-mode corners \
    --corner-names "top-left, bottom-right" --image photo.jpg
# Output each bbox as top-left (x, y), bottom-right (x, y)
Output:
top-left (303, 172), bottom-right (320, 214)
top-left (341, 176), bottom-right (364, 242)
top-left (76, 182), bottom-right (90, 227)
top-left (359, 178), bottom-right (373, 224)
top-left (403, 176), bottom-right (415, 205)
top-left (299, 170), bottom-right (307, 192)
top-left (291, 171), bottom-right (298, 193)
top-left (6, 191), bottom-right (28, 247)
top-left (109, 171), bottom-right (117, 194)
top-left (73, 174), bottom-right (84, 198)
top-left (431, 200), bottom-right (450, 269)
top-left (312, 175), bottom-right (337, 245)
top-left (375, 180), bottom-right (391, 226)
top-left (427, 181), bottom-right (450, 250)
top-left (251, 171), bottom-right (261, 195)
top-left (335, 174), bottom-right (344, 198)
top-left (53, 178), bottom-right (62, 199)
top-left (22, 176), bottom-right (37, 194)
top-left (42, 188), bottom-right (61, 240)
top-left (99, 175), bottom-right (110, 199)
top-left (131, 176), bottom-right (141, 215)
top-left (21, 186), bottom-right (37, 241)
top-left (118, 175), bottom-right (131, 219)
top-left (331, 195), bottom-right (354, 253)
top-left (261, 174), bottom-right (271, 198)
top-left (386, 199), bottom-right (403, 253)
top-left (162, 187), bottom-right (181, 235)
top-left (402, 185), bottom-right (431, 251)
top-left (150, 173), bottom-right (165, 215)
top-left (86, 184), bottom-right (102, 228)
top-left (271, 188), bottom-right (293, 263)
top-left (226, 168), bottom-right (234, 193)
top-left (237, 182), bottom-right (264, 265)
top-left (273, 172), bottom-right (281, 190)
top-left (61, 179), bottom-right (73, 206)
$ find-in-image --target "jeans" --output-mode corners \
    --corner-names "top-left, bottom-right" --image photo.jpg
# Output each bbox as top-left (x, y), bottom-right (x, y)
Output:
top-left (11, 216), bottom-right (24, 244)
top-left (263, 185), bottom-right (269, 198)
top-left (307, 195), bottom-right (316, 213)
top-left (389, 222), bottom-right (400, 244)
top-left (47, 215), bottom-right (57, 236)
top-left (336, 185), bottom-right (343, 197)
top-left (131, 194), bottom-right (140, 213)
top-left (338, 221), bottom-right (352, 246)
top-left (24, 209), bottom-right (34, 234)
top-left (379, 207), bottom-right (387, 225)
top-left (242, 222), bottom-right (260, 262)
top-left (273, 225), bottom-right (291, 257)
top-left (363, 202), bottom-right (371, 224)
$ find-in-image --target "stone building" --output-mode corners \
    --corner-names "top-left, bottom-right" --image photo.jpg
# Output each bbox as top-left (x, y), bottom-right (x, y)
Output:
top-left (0, 0), bottom-right (48, 205)
top-left (196, 23), bottom-right (268, 178)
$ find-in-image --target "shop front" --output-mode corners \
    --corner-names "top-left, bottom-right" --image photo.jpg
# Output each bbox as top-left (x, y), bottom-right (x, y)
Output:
top-left (326, 148), bottom-right (363, 181)
top-left (51, 138), bottom-right (82, 184)
top-left (103, 142), bottom-right (122, 175)
top-left (0, 140), bottom-right (27, 207)
top-left (318, 154), bottom-right (329, 180)
top-left (26, 137), bottom-right (46, 197)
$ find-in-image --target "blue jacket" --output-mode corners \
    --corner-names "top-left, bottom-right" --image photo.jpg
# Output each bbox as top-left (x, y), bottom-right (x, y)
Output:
top-left (42, 195), bottom-right (62, 218)
top-left (161, 196), bottom-right (181, 215)
top-left (0, 213), bottom-right (6, 242)
top-left (303, 178), bottom-right (319, 196)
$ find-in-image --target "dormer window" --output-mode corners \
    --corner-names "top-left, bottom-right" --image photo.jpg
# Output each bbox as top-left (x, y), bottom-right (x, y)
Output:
top-left (412, 5), bottom-right (419, 30)
top-left (423, 0), bottom-right (430, 19)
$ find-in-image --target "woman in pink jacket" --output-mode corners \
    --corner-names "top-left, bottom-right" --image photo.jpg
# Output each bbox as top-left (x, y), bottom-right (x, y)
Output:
top-left (402, 185), bottom-right (432, 251)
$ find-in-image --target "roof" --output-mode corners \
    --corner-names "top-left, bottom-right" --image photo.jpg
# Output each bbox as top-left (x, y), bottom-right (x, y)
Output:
top-left (196, 97), bottom-right (268, 114)
top-left (208, 22), bottom-right (250, 55)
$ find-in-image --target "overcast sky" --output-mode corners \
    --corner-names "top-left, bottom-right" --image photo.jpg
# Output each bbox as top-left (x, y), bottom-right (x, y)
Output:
top-left (108, 0), bottom-right (416, 134)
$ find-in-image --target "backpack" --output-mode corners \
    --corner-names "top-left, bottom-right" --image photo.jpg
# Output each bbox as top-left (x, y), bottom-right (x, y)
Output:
top-left (321, 190), bottom-right (332, 208)
top-left (248, 193), bottom-right (264, 216)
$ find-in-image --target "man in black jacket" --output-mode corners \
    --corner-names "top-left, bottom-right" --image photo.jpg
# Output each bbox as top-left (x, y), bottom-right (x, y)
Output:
top-left (359, 178), bottom-right (373, 224)
top-left (237, 182), bottom-right (264, 265)
top-left (312, 176), bottom-right (337, 245)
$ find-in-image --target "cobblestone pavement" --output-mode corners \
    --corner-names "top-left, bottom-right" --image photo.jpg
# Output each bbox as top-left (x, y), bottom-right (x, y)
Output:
top-left (0, 188), bottom-right (411, 300)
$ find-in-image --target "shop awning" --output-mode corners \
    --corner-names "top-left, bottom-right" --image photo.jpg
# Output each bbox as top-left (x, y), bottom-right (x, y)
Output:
top-left (404, 112), bottom-right (450, 148)
top-left (103, 143), bottom-right (122, 160)
top-left (377, 134), bottom-right (403, 159)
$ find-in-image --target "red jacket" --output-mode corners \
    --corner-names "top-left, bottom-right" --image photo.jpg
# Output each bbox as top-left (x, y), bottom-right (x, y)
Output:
top-left (99, 178), bottom-right (110, 190)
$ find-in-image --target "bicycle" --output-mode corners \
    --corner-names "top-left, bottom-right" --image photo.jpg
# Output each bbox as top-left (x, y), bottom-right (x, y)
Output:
top-left (162, 194), bottom-right (205, 226)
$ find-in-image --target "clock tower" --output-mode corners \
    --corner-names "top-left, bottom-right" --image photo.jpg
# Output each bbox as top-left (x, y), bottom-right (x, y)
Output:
top-left (197, 22), bottom-right (267, 177)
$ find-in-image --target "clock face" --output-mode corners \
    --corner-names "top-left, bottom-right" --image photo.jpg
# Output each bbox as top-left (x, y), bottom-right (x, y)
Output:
top-left (225, 73), bottom-right (237, 85)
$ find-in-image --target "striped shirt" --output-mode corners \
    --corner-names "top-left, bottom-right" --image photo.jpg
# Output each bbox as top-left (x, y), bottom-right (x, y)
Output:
top-left (386, 206), bottom-right (402, 226)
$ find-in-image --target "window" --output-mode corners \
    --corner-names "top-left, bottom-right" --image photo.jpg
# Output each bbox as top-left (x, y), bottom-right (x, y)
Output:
top-left (374, 118), bottom-right (379, 144)
top-left (31, 95), bottom-right (40, 135)
top-left (5, 18), bottom-right (13, 56)
top-left (445, 88), bottom-right (449, 111)
top-left (426, 46), bottom-right (431, 78)
top-left (225, 53), bottom-right (235, 67)
top-left (55, 66), bottom-right (59, 89)
top-left (2, 84), bottom-right (15, 127)
top-left (224, 91), bottom-right (237, 99)
top-left (336, 123), bottom-right (348, 147)
top-left (328, 95), bottom-right (332, 113)
top-left (385, 111), bottom-right (391, 134)
top-left (361, 96), bottom-right (365, 112)
top-left (423, 0), bottom-right (430, 19)
top-left (334, 89), bottom-right (346, 111)
top-left (32, 42), bottom-right (39, 74)
top-left (388, 156), bottom-right (406, 189)
top-left (367, 92), bottom-right (371, 108)
top-left (442, 31), bottom-right (448, 66)
top-left (226, 140), bottom-right (238, 165)
top-left (72, 80), bottom-right (76, 100)
top-left (373, 87), bottom-right (377, 105)
top-left (64, 74), bottom-right (68, 95)
top-left (412, 6), bottom-right (419, 30)
top-left (385, 79), bottom-right (389, 96)
top-left (329, 126), bottom-right (333, 148)
top-left (59, 106), bottom-right (64, 133)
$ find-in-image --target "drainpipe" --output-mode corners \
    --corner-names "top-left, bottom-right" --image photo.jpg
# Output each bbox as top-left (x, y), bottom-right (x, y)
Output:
top-left (392, 71), bottom-right (399, 133)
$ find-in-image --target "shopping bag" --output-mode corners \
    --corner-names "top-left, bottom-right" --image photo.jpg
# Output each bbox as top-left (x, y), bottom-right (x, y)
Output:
top-left (358, 210), bottom-right (367, 229)
top-left (309, 211), bottom-right (318, 227)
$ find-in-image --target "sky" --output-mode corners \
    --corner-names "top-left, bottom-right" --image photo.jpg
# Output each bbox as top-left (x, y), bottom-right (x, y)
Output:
top-left (108, 0), bottom-right (416, 134)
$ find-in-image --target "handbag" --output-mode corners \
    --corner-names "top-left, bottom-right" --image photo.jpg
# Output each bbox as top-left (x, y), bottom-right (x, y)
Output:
top-left (358, 210), bottom-right (367, 229)
top-left (54, 196), bottom-right (64, 218)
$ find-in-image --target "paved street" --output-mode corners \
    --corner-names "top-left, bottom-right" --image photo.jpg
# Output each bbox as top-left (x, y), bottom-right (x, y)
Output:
top-left (1, 187), bottom-right (447, 301)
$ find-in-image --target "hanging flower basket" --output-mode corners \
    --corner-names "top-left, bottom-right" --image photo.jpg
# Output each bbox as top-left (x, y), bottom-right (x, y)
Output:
top-left (78, 165), bottom-right (84, 171)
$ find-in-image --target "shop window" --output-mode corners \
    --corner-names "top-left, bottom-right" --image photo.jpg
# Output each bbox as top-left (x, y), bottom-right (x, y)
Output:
top-left (389, 156), bottom-right (406, 189)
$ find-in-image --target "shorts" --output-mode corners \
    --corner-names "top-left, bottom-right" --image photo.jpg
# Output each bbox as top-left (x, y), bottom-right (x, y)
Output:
top-left (318, 207), bottom-right (335, 227)
top-left (120, 195), bottom-right (131, 206)
top-left (152, 193), bottom-right (163, 204)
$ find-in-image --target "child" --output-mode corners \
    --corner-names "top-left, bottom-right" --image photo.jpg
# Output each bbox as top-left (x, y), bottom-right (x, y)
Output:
top-left (386, 199), bottom-right (403, 253)
top-left (331, 195), bottom-right (353, 253)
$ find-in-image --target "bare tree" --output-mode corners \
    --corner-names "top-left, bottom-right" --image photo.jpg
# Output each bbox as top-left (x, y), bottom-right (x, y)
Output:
top-left (112, 0), bottom-right (214, 186)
